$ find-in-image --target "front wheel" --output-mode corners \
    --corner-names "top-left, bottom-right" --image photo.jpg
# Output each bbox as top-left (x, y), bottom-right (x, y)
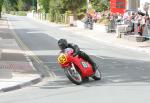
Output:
top-left (92, 69), bottom-right (101, 80)
top-left (64, 66), bottom-right (83, 85)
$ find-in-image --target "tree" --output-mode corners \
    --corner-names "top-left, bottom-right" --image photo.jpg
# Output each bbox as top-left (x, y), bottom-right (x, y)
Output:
top-left (3, 0), bottom-right (18, 11)
top-left (17, 0), bottom-right (36, 11)
top-left (61, 0), bottom-right (87, 21)
top-left (39, 0), bottom-right (50, 13)
top-left (9, 0), bottom-right (18, 11)
top-left (0, 0), bottom-right (4, 18)
top-left (48, 0), bottom-right (63, 22)
top-left (30, 0), bottom-right (37, 11)
top-left (91, 0), bottom-right (109, 12)
top-left (3, 0), bottom-right (12, 12)
top-left (3, 0), bottom-right (35, 12)
top-left (17, 0), bottom-right (25, 11)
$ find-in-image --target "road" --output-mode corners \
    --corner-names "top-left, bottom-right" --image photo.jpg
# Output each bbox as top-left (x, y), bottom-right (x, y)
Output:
top-left (0, 15), bottom-right (150, 103)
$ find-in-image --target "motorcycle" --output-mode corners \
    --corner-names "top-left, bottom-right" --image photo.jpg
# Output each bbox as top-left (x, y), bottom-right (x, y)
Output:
top-left (57, 48), bottom-right (101, 85)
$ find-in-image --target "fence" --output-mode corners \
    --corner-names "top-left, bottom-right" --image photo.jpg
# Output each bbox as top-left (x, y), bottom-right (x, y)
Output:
top-left (29, 12), bottom-right (70, 24)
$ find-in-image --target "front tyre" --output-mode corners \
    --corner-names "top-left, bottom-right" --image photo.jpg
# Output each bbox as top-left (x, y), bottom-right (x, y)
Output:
top-left (64, 68), bottom-right (83, 85)
top-left (92, 69), bottom-right (101, 80)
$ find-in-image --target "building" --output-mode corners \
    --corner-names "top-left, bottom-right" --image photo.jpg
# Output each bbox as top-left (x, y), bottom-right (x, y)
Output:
top-left (140, 0), bottom-right (150, 13)
top-left (110, 0), bottom-right (140, 14)
top-left (110, 0), bottom-right (126, 14)
top-left (126, 0), bottom-right (140, 11)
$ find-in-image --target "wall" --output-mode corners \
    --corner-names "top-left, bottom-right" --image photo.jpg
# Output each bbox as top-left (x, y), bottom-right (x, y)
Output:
top-left (126, 0), bottom-right (140, 11)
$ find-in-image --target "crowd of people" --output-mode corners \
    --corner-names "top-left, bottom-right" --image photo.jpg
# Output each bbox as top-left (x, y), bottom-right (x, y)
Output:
top-left (108, 10), bottom-right (150, 36)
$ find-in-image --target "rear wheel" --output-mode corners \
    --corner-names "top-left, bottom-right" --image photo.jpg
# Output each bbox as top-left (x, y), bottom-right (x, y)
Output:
top-left (92, 69), bottom-right (101, 80)
top-left (64, 64), bottom-right (83, 85)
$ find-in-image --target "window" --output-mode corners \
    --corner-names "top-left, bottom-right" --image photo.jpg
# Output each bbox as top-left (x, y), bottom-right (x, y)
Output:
top-left (116, 0), bottom-right (125, 9)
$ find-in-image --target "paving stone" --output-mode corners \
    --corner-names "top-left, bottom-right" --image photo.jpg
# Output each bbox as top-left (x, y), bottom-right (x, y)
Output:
top-left (0, 69), bottom-right (12, 79)
top-left (0, 32), bottom-right (13, 39)
top-left (0, 61), bottom-right (36, 73)
top-left (0, 52), bottom-right (26, 61)
top-left (0, 39), bottom-right (20, 49)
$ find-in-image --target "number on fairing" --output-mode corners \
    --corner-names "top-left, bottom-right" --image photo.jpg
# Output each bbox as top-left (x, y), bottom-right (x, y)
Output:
top-left (58, 54), bottom-right (67, 64)
top-left (81, 62), bottom-right (88, 68)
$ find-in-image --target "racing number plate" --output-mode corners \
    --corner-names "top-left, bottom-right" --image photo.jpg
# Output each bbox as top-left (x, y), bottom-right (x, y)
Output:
top-left (81, 62), bottom-right (88, 68)
top-left (58, 54), bottom-right (67, 64)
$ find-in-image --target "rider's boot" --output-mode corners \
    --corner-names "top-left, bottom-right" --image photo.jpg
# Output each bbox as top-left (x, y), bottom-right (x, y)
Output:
top-left (86, 57), bottom-right (98, 73)
top-left (92, 63), bottom-right (98, 73)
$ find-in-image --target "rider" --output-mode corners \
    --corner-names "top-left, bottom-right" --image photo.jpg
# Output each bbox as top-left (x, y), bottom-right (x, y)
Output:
top-left (58, 38), bottom-right (97, 72)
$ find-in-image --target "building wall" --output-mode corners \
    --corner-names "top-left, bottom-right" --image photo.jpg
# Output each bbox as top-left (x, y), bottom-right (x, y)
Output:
top-left (126, 0), bottom-right (140, 10)
top-left (110, 0), bottom-right (140, 14)
top-left (110, 0), bottom-right (126, 14)
top-left (140, 0), bottom-right (150, 13)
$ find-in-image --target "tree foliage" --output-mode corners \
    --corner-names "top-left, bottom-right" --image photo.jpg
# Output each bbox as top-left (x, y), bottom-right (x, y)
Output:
top-left (17, 0), bottom-right (36, 11)
top-left (61, 0), bottom-right (86, 11)
top-left (3, 0), bottom-right (36, 12)
top-left (8, 0), bottom-right (18, 11)
top-left (3, 0), bottom-right (12, 12)
top-left (61, 0), bottom-right (87, 20)
top-left (39, 0), bottom-right (50, 13)
top-left (17, 0), bottom-right (25, 11)
top-left (39, 0), bottom-right (86, 21)
top-left (91, 0), bottom-right (110, 12)
top-left (0, 0), bottom-right (4, 18)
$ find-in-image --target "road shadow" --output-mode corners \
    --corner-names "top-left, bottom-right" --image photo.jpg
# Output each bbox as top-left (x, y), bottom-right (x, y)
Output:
top-left (39, 55), bottom-right (150, 89)
top-left (88, 56), bottom-right (150, 86)
top-left (12, 28), bottom-right (59, 51)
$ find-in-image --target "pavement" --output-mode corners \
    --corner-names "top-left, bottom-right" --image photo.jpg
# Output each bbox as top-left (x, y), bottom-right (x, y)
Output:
top-left (0, 17), bottom-right (43, 93)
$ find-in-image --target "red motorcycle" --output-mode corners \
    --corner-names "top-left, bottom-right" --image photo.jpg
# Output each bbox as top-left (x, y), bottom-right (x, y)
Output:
top-left (57, 48), bottom-right (101, 85)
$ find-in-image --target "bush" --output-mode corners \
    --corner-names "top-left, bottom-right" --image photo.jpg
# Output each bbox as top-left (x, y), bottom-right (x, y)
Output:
top-left (17, 11), bottom-right (27, 16)
top-left (9, 11), bottom-right (27, 16)
top-left (65, 11), bottom-right (72, 16)
top-left (10, 11), bottom-right (16, 15)
top-left (77, 12), bottom-right (85, 20)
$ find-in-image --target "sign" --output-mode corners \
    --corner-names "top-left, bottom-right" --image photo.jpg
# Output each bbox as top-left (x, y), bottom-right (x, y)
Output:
top-left (110, 0), bottom-right (126, 14)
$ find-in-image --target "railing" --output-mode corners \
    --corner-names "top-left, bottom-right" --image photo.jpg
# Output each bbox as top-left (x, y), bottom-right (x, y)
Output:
top-left (28, 12), bottom-right (69, 24)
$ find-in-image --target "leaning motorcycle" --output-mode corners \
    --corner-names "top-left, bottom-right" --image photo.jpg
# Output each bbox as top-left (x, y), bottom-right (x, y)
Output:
top-left (57, 48), bottom-right (101, 85)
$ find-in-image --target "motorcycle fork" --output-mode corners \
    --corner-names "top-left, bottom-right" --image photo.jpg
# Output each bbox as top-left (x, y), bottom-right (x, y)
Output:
top-left (69, 63), bottom-right (81, 78)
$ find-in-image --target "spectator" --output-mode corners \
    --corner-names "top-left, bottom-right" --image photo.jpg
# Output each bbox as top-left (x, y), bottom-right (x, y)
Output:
top-left (116, 13), bottom-right (123, 24)
top-left (138, 15), bottom-right (146, 36)
top-left (145, 11), bottom-right (150, 25)
top-left (130, 12), bottom-right (136, 32)
top-left (93, 12), bottom-right (98, 23)
top-left (123, 11), bottom-right (131, 24)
